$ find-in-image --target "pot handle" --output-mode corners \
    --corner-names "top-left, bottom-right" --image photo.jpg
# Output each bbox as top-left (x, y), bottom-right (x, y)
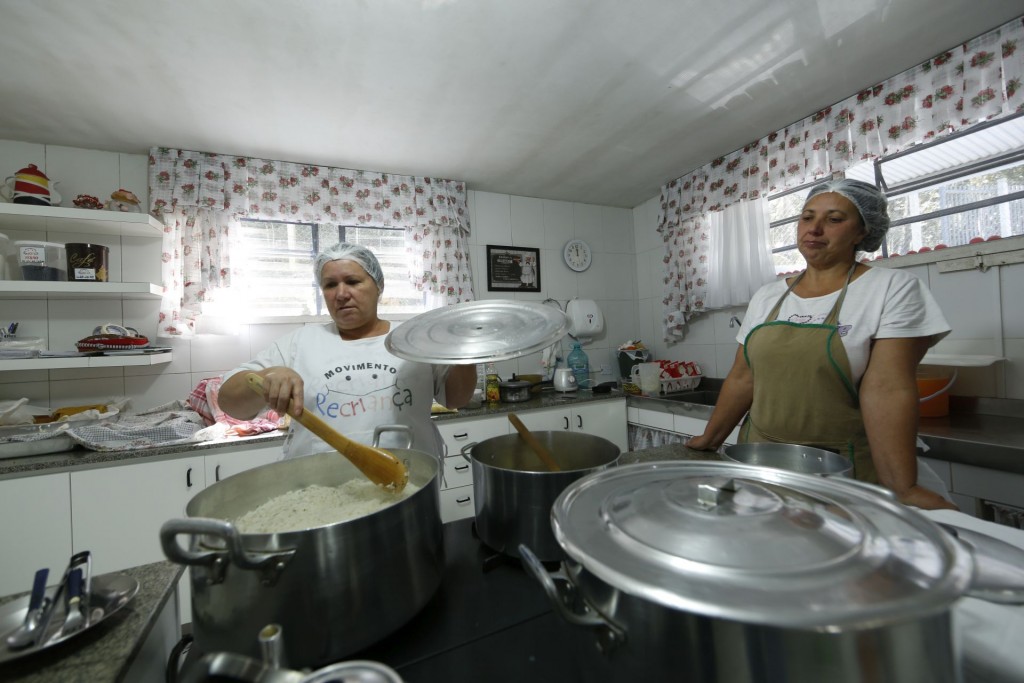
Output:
top-left (372, 424), bottom-right (413, 450)
top-left (518, 543), bottom-right (626, 652)
top-left (460, 442), bottom-right (479, 464)
top-left (160, 517), bottom-right (296, 585)
top-left (938, 522), bottom-right (1024, 604)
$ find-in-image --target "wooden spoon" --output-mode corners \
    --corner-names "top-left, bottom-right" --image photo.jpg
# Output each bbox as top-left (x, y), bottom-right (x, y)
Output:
top-left (507, 413), bottom-right (561, 472)
top-left (245, 373), bottom-right (409, 491)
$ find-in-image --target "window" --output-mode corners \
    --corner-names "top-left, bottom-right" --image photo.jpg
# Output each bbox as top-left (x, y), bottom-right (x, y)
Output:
top-left (225, 221), bottom-right (425, 318)
top-left (767, 114), bottom-right (1024, 274)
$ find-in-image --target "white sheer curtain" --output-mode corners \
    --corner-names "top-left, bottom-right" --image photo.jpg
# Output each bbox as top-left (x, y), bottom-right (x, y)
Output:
top-left (704, 199), bottom-right (777, 310)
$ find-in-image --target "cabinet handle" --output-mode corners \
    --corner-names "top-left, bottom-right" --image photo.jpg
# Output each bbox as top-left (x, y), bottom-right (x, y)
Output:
top-left (186, 467), bottom-right (193, 488)
top-left (456, 496), bottom-right (471, 504)
top-left (576, 415), bottom-right (583, 429)
top-left (215, 464), bottom-right (221, 482)
top-left (454, 433), bottom-right (468, 440)
top-left (454, 464), bottom-right (469, 472)
top-left (563, 416), bottom-right (569, 430)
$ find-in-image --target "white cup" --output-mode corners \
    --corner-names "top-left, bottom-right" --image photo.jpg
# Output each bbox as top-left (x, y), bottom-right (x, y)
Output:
top-left (631, 362), bottom-right (661, 396)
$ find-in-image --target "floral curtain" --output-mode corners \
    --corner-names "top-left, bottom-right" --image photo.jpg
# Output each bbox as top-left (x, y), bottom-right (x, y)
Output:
top-left (659, 16), bottom-right (1024, 341)
top-left (149, 148), bottom-right (474, 338)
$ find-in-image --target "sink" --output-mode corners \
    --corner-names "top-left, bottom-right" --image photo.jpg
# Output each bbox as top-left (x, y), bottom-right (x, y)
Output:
top-left (660, 390), bottom-right (720, 406)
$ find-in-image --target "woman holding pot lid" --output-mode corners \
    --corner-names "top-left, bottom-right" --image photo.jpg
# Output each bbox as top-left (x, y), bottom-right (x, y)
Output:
top-left (219, 242), bottom-right (477, 458)
top-left (687, 178), bottom-right (957, 511)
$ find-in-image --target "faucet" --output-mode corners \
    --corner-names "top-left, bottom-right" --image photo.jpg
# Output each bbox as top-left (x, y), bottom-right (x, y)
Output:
top-left (729, 316), bottom-right (742, 328)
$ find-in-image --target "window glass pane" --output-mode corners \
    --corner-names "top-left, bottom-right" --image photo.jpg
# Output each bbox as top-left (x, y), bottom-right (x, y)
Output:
top-left (768, 192), bottom-right (808, 222)
top-left (769, 221), bottom-right (797, 250)
top-left (886, 197), bottom-right (1024, 255)
top-left (773, 248), bottom-right (803, 275)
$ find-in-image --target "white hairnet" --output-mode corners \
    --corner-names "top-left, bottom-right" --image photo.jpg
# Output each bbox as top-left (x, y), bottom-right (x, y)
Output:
top-left (805, 178), bottom-right (890, 252)
top-left (314, 242), bottom-right (385, 290)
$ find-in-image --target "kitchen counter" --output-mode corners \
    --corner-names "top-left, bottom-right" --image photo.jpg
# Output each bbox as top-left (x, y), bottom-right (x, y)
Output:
top-left (431, 387), bottom-right (627, 423)
top-left (0, 561), bottom-right (183, 683)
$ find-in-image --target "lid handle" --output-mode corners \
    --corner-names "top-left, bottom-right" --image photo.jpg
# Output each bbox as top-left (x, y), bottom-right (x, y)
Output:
top-left (697, 478), bottom-right (739, 509)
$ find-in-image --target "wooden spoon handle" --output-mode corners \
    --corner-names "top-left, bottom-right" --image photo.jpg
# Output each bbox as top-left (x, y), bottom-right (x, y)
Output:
top-left (245, 373), bottom-right (409, 491)
top-left (507, 413), bottom-right (561, 472)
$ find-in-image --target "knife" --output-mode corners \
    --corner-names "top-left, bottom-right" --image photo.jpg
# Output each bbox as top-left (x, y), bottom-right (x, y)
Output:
top-left (4, 568), bottom-right (50, 649)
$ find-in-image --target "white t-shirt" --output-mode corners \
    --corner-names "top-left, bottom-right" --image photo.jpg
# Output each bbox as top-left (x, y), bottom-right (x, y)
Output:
top-left (224, 323), bottom-right (449, 458)
top-left (735, 267), bottom-right (951, 384)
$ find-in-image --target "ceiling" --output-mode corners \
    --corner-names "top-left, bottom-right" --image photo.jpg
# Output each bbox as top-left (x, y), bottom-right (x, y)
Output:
top-left (1, 1), bottom-right (1020, 209)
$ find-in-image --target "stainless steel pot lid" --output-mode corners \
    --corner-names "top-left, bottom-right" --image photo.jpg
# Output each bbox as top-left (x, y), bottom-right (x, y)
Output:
top-left (384, 300), bottom-right (569, 364)
top-left (552, 461), bottom-right (973, 629)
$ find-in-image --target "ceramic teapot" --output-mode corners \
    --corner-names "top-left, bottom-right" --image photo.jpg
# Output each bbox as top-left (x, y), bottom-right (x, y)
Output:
top-left (1, 164), bottom-right (62, 206)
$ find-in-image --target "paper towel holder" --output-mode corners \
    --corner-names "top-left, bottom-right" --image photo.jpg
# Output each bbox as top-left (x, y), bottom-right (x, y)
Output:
top-left (566, 298), bottom-right (604, 342)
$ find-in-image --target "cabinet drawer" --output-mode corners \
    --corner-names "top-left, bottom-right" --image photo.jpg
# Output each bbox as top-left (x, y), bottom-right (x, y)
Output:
top-left (950, 463), bottom-right (1024, 508)
top-left (436, 417), bottom-right (510, 457)
top-left (440, 485), bottom-right (475, 523)
top-left (635, 407), bottom-right (673, 431)
top-left (673, 415), bottom-right (708, 438)
top-left (443, 454), bottom-right (473, 489)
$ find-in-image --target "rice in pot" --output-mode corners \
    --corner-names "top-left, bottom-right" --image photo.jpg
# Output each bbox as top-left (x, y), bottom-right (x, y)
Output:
top-left (234, 479), bottom-right (421, 533)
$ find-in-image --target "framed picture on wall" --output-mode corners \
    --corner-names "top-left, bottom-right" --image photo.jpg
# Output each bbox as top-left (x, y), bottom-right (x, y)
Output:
top-left (486, 244), bottom-right (541, 292)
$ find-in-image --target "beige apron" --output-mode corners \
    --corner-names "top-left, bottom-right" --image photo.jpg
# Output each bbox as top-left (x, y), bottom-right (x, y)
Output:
top-left (740, 265), bottom-right (878, 483)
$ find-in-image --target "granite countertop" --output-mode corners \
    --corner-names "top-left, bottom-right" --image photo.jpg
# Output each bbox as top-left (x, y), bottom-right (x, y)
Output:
top-left (0, 561), bottom-right (183, 683)
top-left (0, 431), bottom-right (287, 480)
top-left (431, 387), bottom-right (628, 422)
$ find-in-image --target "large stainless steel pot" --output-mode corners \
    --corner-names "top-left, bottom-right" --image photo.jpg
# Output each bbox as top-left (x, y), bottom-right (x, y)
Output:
top-left (160, 427), bottom-right (443, 669)
top-left (521, 461), bottom-right (1023, 683)
top-left (462, 431), bottom-right (619, 561)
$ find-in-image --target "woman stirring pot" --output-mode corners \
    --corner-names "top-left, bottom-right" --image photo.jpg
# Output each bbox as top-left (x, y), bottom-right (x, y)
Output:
top-left (687, 179), bottom-right (957, 511)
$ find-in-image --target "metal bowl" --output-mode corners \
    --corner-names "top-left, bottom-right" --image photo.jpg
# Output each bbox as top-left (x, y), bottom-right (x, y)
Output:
top-left (722, 442), bottom-right (853, 478)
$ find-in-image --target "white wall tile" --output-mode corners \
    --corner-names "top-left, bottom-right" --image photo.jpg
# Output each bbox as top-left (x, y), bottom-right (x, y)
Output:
top-left (928, 266), bottom-right (1000, 340)
top-left (635, 252), bottom-right (651, 299)
top-left (632, 195), bottom-right (660, 254)
top-left (121, 235), bottom-right (162, 284)
top-left (1000, 263), bottom-right (1024, 338)
top-left (118, 153), bottom-right (149, 205)
top-left (47, 375), bottom-right (126, 407)
top-left (576, 252), bottom-right (610, 300)
top-left (44, 146), bottom-right (121, 205)
top-left (541, 200), bottom-right (573, 251)
top-left (678, 311), bottom-right (716, 344)
top-left (712, 307), bottom-right (747, 344)
top-left (0, 379), bottom-right (49, 405)
top-left (572, 203), bottom-right (604, 251)
top-left (473, 192), bottom-right (512, 246)
top-left (0, 140), bottom-right (46, 180)
top-left (540, 247), bottom-right (577, 301)
top-left (715, 342), bottom-right (741, 378)
top-left (510, 196), bottom-right (543, 248)
top-left (602, 206), bottom-right (633, 255)
top-left (48, 299), bottom-right (125, 350)
top-left (189, 331), bottom-right (254, 374)
top-left (249, 323), bottom-right (299, 356)
top-left (124, 372), bottom-right (194, 412)
top-left (600, 298), bottom-right (638, 350)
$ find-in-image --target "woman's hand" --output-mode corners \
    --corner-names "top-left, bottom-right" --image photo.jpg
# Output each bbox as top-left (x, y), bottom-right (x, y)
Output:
top-left (219, 366), bottom-right (305, 420)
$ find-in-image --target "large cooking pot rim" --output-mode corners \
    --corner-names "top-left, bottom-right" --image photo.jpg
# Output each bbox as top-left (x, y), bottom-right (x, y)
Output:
top-left (467, 432), bottom-right (619, 473)
top-left (550, 460), bottom-right (974, 629)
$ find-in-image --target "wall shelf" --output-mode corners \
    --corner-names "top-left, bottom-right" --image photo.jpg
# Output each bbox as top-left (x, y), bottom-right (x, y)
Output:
top-left (0, 281), bottom-right (162, 299)
top-left (0, 203), bottom-right (163, 237)
top-left (0, 353), bottom-right (173, 371)
top-left (921, 354), bottom-right (1005, 367)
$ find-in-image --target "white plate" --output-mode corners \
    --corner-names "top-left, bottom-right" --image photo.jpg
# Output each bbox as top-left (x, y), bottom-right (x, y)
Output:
top-left (384, 300), bottom-right (569, 364)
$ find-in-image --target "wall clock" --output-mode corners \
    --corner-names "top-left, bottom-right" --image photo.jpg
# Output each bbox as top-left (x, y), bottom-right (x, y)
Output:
top-left (563, 239), bottom-right (592, 272)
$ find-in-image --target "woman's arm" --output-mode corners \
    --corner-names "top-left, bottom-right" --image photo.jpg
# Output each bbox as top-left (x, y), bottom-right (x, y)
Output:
top-left (860, 337), bottom-right (957, 510)
top-left (443, 364), bottom-right (478, 409)
top-left (219, 366), bottom-right (306, 419)
top-left (686, 346), bottom-right (753, 451)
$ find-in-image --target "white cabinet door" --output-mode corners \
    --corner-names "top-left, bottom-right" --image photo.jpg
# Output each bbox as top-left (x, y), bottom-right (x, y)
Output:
top-left (572, 400), bottom-right (628, 452)
top-left (204, 441), bottom-right (283, 485)
top-left (70, 456), bottom-right (206, 575)
top-left (0, 473), bottom-right (72, 596)
top-left (515, 408), bottom-right (568, 433)
top-left (435, 416), bottom-right (508, 523)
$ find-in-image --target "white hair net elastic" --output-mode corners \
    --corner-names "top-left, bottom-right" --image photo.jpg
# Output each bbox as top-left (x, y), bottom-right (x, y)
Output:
top-left (805, 178), bottom-right (890, 252)
top-left (314, 242), bottom-right (385, 290)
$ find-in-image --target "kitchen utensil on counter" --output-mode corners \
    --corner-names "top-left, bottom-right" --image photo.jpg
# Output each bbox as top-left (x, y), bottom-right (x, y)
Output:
top-left (384, 299), bottom-right (569, 364)
top-left (160, 425), bottom-right (444, 670)
top-left (461, 431), bottom-right (618, 561)
top-left (497, 378), bottom-right (532, 403)
top-left (722, 442), bottom-right (853, 477)
top-left (0, 570), bottom-right (139, 665)
top-left (552, 367), bottom-right (577, 392)
top-left (245, 373), bottom-right (408, 491)
top-left (59, 569), bottom-right (85, 636)
top-left (631, 361), bottom-right (661, 396)
top-left (520, 460), bottom-right (1024, 683)
top-left (4, 568), bottom-right (50, 649)
top-left (507, 413), bottom-right (561, 472)
top-left (65, 243), bottom-right (109, 282)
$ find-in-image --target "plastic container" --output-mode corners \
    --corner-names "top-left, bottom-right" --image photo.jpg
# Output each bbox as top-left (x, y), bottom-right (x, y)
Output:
top-left (917, 368), bottom-right (955, 418)
top-left (617, 348), bottom-right (651, 380)
top-left (65, 242), bottom-right (110, 282)
top-left (15, 240), bottom-right (66, 281)
top-left (567, 342), bottom-right (591, 389)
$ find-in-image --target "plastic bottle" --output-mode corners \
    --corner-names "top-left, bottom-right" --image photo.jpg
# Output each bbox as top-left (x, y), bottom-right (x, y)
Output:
top-left (566, 342), bottom-right (590, 389)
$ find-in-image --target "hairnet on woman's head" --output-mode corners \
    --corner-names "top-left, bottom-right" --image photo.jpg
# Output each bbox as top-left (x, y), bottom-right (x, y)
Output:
top-left (805, 178), bottom-right (890, 252)
top-left (314, 242), bottom-right (385, 290)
